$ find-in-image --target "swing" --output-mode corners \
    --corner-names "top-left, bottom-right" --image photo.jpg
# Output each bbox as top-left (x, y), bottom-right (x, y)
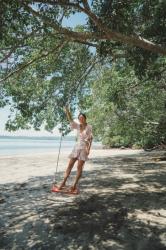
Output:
top-left (51, 185), bottom-right (79, 195)
top-left (51, 127), bottom-right (80, 195)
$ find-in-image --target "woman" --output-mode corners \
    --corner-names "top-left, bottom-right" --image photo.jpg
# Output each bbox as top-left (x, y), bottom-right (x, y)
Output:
top-left (58, 106), bottom-right (93, 192)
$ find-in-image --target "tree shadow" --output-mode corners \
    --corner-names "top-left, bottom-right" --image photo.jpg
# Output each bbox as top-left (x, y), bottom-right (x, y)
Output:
top-left (0, 150), bottom-right (166, 249)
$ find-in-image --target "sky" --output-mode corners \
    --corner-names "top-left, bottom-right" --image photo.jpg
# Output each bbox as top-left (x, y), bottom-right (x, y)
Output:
top-left (0, 105), bottom-right (62, 136)
top-left (0, 10), bottom-right (87, 136)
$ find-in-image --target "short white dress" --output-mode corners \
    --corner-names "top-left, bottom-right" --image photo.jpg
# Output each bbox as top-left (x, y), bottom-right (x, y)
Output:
top-left (68, 121), bottom-right (93, 162)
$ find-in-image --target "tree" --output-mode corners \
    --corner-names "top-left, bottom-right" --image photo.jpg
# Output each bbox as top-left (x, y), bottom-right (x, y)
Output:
top-left (1, 1), bottom-right (166, 70)
top-left (81, 62), bottom-right (166, 148)
top-left (0, 0), bottom-right (165, 142)
top-left (1, 40), bottom-right (96, 132)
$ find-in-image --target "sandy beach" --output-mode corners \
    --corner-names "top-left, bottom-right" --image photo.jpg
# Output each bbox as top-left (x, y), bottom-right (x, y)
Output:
top-left (0, 148), bottom-right (166, 249)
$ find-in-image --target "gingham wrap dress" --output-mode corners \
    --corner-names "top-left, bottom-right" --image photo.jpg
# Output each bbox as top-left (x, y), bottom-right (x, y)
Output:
top-left (68, 121), bottom-right (93, 161)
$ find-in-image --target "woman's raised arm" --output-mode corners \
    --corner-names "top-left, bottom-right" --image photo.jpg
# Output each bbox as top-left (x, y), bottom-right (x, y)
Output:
top-left (64, 106), bottom-right (73, 122)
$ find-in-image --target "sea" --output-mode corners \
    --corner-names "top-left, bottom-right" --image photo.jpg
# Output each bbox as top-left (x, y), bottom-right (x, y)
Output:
top-left (0, 136), bottom-right (101, 156)
top-left (0, 136), bottom-right (75, 156)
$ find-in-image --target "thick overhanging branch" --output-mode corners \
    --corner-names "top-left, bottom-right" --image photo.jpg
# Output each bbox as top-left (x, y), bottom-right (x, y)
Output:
top-left (32, 0), bottom-right (104, 31)
top-left (81, 0), bottom-right (90, 10)
top-left (21, 0), bottom-right (166, 55)
top-left (101, 33), bottom-right (166, 56)
top-left (22, 3), bottom-right (101, 42)
top-left (0, 41), bottom-right (67, 84)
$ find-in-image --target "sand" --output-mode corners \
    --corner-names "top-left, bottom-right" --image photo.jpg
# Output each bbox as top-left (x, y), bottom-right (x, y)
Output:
top-left (0, 148), bottom-right (166, 250)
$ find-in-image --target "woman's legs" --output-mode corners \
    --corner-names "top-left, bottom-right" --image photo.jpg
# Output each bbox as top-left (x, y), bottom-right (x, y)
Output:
top-left (71, 160), bottom-right (85, 190)
top-left (59, 158), bottom-right (77, 189)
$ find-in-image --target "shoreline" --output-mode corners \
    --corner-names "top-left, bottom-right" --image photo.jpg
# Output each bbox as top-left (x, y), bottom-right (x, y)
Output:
top-left (0, 147), bottom-right (142, 158)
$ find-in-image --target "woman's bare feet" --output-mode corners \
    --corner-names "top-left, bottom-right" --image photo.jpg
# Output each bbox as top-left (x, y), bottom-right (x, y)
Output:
top-left (70, 185), bottom-right (78, 192)
top-left (58, 181), bottom-right (66, 190)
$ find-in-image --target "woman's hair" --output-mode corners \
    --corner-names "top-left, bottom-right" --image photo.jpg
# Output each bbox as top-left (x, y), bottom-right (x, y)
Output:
top-left (78, 113), bottom-right (86, 120)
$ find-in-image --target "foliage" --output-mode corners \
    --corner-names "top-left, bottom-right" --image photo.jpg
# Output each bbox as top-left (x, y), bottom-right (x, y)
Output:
top-left (0, 0), bottom-right (165, 148)
top-left (80, 61), bottom-right (166, 148)
top-left (92, 0), bottom-right (166, 76)
top-left (2, 41), bottom-right (94, 133)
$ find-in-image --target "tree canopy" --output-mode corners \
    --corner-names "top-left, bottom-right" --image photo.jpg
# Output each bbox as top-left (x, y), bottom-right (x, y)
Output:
top-left (81, 61), bottom-right (166, 148)
top-left (0, 0), bottom-right (166, 147)
top-left (1, 0), bottom-right (166, 78)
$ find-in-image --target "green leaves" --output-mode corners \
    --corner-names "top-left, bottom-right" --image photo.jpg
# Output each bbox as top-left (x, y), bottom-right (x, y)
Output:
top-left (83, 62), bottom-right (166, 148)
top-left (0, 0), bottom-right (165, 145)
top-left (92, 0), bottom-right (165, 74)
top-left (2, 38), bottom-right (94, 132)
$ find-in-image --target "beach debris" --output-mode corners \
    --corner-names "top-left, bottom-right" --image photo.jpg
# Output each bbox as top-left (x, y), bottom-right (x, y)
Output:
top-left (13, 183), bottom-right (27, 191)
top-left (0, 196), bottom-right (5, 204)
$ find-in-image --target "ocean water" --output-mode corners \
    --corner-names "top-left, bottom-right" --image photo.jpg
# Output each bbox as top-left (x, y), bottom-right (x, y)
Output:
top-left (0, 136), bottom-right (101, 156)
top-left (0, 136), bottom-right (76, 156)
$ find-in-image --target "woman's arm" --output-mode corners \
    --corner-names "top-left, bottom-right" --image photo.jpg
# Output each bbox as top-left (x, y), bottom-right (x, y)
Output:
top-left (86, 125), bottom-right (93, 155)
top-left (86, 138), bottom-right (93, 155)
top-left (64, 106), bottom-right (73, 122)
top-left (64, 106), bottom-right (79, 129)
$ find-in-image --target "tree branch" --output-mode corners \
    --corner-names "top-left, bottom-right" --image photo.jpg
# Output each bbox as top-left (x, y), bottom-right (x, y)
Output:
top-left (22, 3), bottom-right (100, 42)
top-left (0, 28), bottom-right (43, 63)
top-left (72, 39), bottom-right (97, 47)
top-left (0, 48), bottom-right (16, 63)
top-left (22, 0), bottom-right (166, 55)
top-left (81, 0), bottom-right (90, 10)
top-left (0, 41), bottom-right (67, 84)
top-left (35, 0), bottom-right (82, 10)
top-left (68, 56), bottom-right (99, 102)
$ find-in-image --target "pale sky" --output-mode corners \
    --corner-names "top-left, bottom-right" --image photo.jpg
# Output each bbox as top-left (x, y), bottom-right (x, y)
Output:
top-left (0, 11), bottom-right (87, 136)
top-left (0, 106), bottom-right (62, 136)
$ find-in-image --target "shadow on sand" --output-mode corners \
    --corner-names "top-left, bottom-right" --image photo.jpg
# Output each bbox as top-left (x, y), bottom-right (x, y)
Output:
top-left (0, 151), bottom-right (166, 249)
